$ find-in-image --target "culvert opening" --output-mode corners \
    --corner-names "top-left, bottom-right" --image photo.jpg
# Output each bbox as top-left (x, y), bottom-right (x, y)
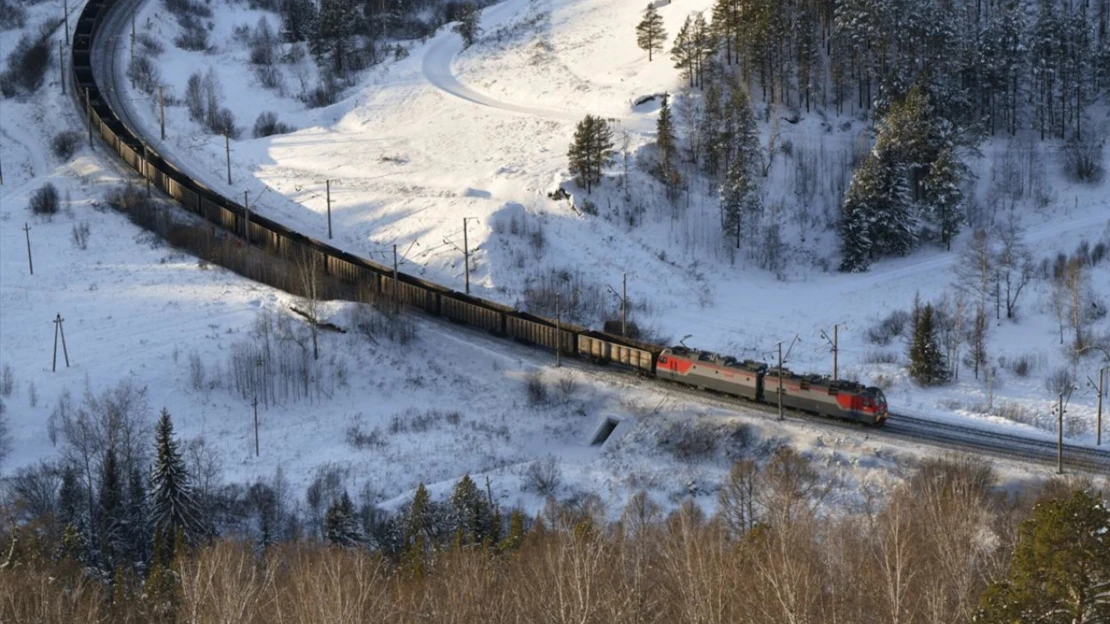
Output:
top-left (591, 418), bottom-right (619, 446)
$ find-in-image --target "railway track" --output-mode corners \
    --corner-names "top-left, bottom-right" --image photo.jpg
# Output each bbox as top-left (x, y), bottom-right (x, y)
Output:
top-left (75, 0), bottom-right (1110, 475)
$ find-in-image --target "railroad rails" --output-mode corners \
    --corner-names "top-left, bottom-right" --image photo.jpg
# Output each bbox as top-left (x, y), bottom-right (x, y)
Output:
top-left (70, 0), bottom-right (1110, 472)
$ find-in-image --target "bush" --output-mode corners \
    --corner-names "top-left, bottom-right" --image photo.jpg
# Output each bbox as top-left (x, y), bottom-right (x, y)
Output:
top-left (1005, 354), bottom-right (1034, 378)
top-left (51, 130), bottom-right (82, 160)
top-left (207, 107), bottom-right (239, 138)
top-left (0, 365), bottom-right (13, 398)
top-left (524, 371), bottom-right (548, 405)
top-left (345, 425), bottom-right (386, 449)
top-left (70, 221), bottom-right (91, 250)
top-left (29, 183), bottom-right (59, 216)
top-left (303, 80), bottom-right (339, 108)
top-left (136, 32), bottom-right (165, 56)
top-left (522, 456), bottom-right (562, 496)
top-left (1063, 138), bottom-right (1105, 183)
top-left (253, 111), bottom-right (294, 138)
top-left (867, 310), bottom-right (910, 346)
top-left (1044, 367), bottom-right (1074, 397)
top-left (1, 33), bottom-right (50, 97)
top-left (174, 16), bottom-right (210, 51)
top-left (254, 65), bottom-right (283, 90)
top-left (128, 56), bottom-right (161, 93)
top-left (660, 421), bottom-right (719, 462)
top-left (0, 0), bottom-right (26, 30)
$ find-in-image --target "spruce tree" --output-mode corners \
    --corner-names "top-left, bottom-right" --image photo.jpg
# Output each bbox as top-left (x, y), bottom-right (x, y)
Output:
top-left (720, 159), bottom-right (760, 250)
top-left (97, 447), bottom-right (125, 569)
top-left (402, 483), bottom-right (434, 576)
top-left (312, 0), bottom-right (356, 73)
top-left (922, 144), bottom-right (964, 251)
top-left (671, 17), bottom-right (695, 88)
top-left (449, 474), bottom-right (491, 547)
top-left (281, 0), bottom-right (317, 43)
top-left (453, 3), bottom-right (482, 49)
top-left (568, 115), bottom-right (614, 194)
top-left (324, 490), bottom-right (362, 547)
top-left (908, 302), bottom-right (948, 385)
top-left (126, 466), bottom-right (150, 568)
top-left (635, 4), bottom-right (666, 62)
top-left (656, 96), bottom-right (680, 196)
top-left (150, 409), bottom-right (204, 547)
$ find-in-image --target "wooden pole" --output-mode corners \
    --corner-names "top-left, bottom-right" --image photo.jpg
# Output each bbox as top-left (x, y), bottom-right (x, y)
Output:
top-left (85, 88), bottom-right (92, 149)
top-left (463, 217), bottom-right (470, 294)
top-left (833, 324), bottom-right (838, 381)
top-left (622, 273), bottom-right (627, 337)
top-left (1057, 393), bottom-right (1064, 474)
top-left (159, 86), bottom-right (165, 140)
top-left (23, 223), bottom-right (33, 275)
top-left (59, 315), bottom-right (69, 367)
top-left (243, 190), bottom-right (250, 244)
top-left (59, 40), bottom-right (65, 95)
top-left (392, 244), bottom-right (399, 314)
top-left (1098, 367), bottom-right (1104, 447)
top-left (253, 396), bottom-right (259, 457)
top-left (52, 315), bottom-right (60, 372)
top-left (144, 144), bottom-right (150, 198)
top-left (63, 0), bottom-right (69, 45)
top-left (225, 133), bottom-right (232, 185)
top-left (777, 342), bottom-right (784, 421)
top-left (555, 293), bottom-right (561, 368)
top-left (326, 179), bottom-right (332, 239)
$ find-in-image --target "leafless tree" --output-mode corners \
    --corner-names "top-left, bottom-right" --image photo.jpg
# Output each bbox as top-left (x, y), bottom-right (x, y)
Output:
top-left (993, 212), bottom-right (1033, 320)
top-left (953, 228), bottom-right (994, 312)
top-left (296, 248), bottom-right (322, 361)
top-left (717, 459), bottom-right (759, 537)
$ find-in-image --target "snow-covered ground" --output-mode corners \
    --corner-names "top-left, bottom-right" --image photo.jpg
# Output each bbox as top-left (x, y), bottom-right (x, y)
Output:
top-left (1, 0), bottom-right (1108, 514)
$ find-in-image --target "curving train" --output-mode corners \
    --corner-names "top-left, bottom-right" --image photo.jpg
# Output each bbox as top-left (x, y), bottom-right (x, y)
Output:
top-left (70, 0), bottom-right (888, 428)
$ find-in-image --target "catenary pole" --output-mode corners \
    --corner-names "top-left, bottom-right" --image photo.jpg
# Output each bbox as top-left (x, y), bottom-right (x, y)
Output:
top-left (326, 180), bottom-right (332, 239)
top-left (225, 133), bottom-right (232, 185)
top-left (159, 86), bottom-right (165, 140)
top-left (23, 223), bottom-right (33, 275)
top-left (777, 342), bottom-right (784, 421)
top-left (622, 273), bottom-right (627, 337)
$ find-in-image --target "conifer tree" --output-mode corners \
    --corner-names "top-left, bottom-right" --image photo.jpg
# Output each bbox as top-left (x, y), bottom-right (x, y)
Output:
top-left (671, 16), bottom-right (695, 88)
top-left (568, 115), bottom-right (614, 194)
top-left (453, 3), bottom-right (482, 49)
top-left (720, 159), bottom-right (760, 250)
top-left (977, 489), bottom-right (1110, 624)
top-left (908, 301), bottom-right (948, 385)
top-left (656, 96), bottom-right (680, 196)
top-left (281, 0), bottom-right (317, 43)
top-left (635, 4), bottom-right (666, 62)
top-left (126, 466), bottom-right (150, 568)
top-left (97, 447), bottom-right (124, 569)
top-left (311, 0), bottom-right (356, 72)
top-left (449, 474), bottom-right (492, 547)
top-left (150, 409), bottom-right (204, 547)
top-left (324, 490), bottom-right (362, 547)
top-left (922, 144), bottom-right (965, 250)
top-left (402, 483), bottom-right (434, 576)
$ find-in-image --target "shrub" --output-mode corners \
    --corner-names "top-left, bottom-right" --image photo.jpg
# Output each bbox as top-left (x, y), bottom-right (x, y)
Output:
top-left (660, 421), bottom-right (719, 462)
top-left (867, 310), bottom-right (910, 346)
top-left (0, 0), bottom-right (26, 30)
top-left (174, 16), bottom-right (210, 51)
top-left (524, 371), bottom-right (548, 405)
top-left (29, 183), bottom-right (59, 216)
top-left (51, 130), bottom-right (82, 160)
top-left (304, 81), bottom-right (338, 108)
top-left (0, 365), bottom-right (13, 398)
top-left (254, 65), bottom-right (283, 90)
top-left (1, 33), bottom-right (50, 97)
top-left (522, 456), bottom-right (562, 496)
top-left (207, 107), bottom-right (239, 138)
top-left (253, 111), bottom-right (294, 138)
top-left (1063, 138), bottom-right (1105, 183)
top-left (1005, 354), bottom-right (1034, 378)
top-left (128, 56), bottom-right (161, 93)
top-left (345, 425), bottom-right (386, 449)
top-left (1044, 367), bottom-right (1074, 397)
top-left (70, 221), bottom-right (91, 250)
top-left (136, 32), bottom-right (165, 56)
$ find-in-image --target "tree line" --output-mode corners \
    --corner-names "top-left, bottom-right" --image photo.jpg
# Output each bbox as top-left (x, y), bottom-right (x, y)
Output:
top-left (2, 436), bottom-right (1107, 623)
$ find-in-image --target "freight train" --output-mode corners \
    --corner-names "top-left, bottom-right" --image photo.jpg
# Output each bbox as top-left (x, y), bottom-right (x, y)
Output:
top-left (70, 0), bottom-right (889, 428)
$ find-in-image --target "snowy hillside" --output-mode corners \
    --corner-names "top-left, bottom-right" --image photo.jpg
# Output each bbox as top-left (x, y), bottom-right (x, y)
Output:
top-left (107, 0), bottom-right (1110, 443)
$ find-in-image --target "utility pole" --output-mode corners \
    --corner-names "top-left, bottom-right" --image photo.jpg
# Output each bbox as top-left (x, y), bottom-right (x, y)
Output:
top-left (462, 217), bottom-right (477, 294)
top-left (144, 144), bottom-right (150, 198)
top-left (820, 324), bottom-right (840, 381)
top-left (392, 244), bottom-right (399, 314)
top-left (159, 86), bottom-right (165, 140)
top-left (63, 0), bottom-right (69, 45)
top-left (225, 133), bottom-right (232, 185)
top-left (1097, 366), bottom-right (1105, 447)
top-left (777, 342), bottom-right (784, 421)
top-left (252, 396), bottom-right (259, 456)
top-left (326, 179), bottom-right (332, 239)
top-left (59, 40), bottom-right (65, 95)
top-left (243, 190), bottom-right (250, 244)
top-left (1056, 393), bottom-right (1065, 474)
top-left (555, 293), bottom-right (561, 368)
top-left (129, 17), bottom-right (135, 89)
top-left (622, 273), bottom-right (627, 337)
top-left (52, 314), bottom-right (70, 372)
top-left (23, 223), bottom-right (33, 275)
top-left (85, 88), bottom-right (92, 149)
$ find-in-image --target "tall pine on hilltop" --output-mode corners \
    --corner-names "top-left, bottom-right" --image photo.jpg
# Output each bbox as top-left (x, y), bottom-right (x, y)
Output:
top-left (635, 4), bottom-right (667, 62)
top-left (150, 409), bottom-right (204, 546)
top-left (568, 115), bottom-right (614, 194)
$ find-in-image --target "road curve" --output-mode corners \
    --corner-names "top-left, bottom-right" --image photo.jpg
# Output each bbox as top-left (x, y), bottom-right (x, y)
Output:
top-left (87, 0), bottom-right (1110, 474)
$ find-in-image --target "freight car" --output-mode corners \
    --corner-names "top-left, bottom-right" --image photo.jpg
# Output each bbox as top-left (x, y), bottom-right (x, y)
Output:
top-left (71, 0), bottom-right (890, 431)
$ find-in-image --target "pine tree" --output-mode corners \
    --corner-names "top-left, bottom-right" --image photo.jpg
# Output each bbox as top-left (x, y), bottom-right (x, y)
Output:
top-left (150, 409), bottom-right (204, 548)
top-left (324, 490), bottom-right (362, 547)
top-left (453, 3), bottom-right (482, 49)
top-left (126, 466), bottom-right (150, 569)
top-left (656, 96), bottom-right (680, 196)
top-left (402, 483), bottom-right (434, 577)
top-left (720, 159), bottom-right (760, 251)
top-left (976, 489), bottom-right (1110, 624)
top-left (671, 16), bottom-right (695, 88)
top-left (568, 115), bottom-right (614, 194)
top-left (700, 82), bottom-right (724, 178)
top-left (635, 4), bottom-right (666, 62)
top-left (908, 301), bottom-right (948, 385)
top-left (728, 86), bottom-right (761, 177)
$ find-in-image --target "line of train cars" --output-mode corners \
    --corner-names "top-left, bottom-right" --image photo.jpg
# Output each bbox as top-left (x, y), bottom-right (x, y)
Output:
top-left (577, 334), bottom-right (889, 426)
top-left (71, 0), bottom-right (888, 429)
